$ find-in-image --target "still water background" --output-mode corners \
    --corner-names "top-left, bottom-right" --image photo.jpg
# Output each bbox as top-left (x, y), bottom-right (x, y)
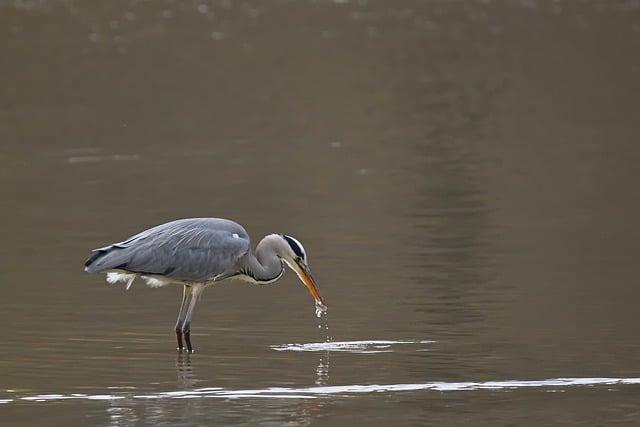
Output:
top-left (2, 0), bottom-right (640, 425)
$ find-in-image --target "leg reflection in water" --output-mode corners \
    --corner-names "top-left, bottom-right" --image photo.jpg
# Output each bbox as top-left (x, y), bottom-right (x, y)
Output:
top-left (175, 352), bottom-right (197, 389)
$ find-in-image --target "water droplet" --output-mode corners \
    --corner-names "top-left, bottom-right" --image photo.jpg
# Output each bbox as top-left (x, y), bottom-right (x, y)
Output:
top-left (315, 301), bottom-right (327, 318)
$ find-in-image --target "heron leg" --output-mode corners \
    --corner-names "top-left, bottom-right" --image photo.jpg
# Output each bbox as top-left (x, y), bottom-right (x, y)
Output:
top-left (175, 285), bottom-right (192, 350)
top-left (181, 285), bottom-right (204, 353)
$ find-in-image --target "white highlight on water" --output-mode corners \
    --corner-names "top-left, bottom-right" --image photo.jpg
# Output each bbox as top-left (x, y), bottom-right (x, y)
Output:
top-left (21, 394), bottom-right (124, 401)
top-left (67, 154), bottom-right (140, 164)
top-left (11, 377), bottom-right (640, 403)
top-left (271, 340), bottom-right (435, 353)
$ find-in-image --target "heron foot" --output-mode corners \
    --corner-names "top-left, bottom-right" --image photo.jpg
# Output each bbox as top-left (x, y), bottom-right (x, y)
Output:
top-left (184, 331), bottom-right (194, 353)
top-left (176, 327), bottom-right (184, 350)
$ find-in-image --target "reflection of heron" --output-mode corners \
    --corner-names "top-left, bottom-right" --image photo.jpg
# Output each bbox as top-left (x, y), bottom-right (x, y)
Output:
top-left (175, 353), bottom-right (197, 389)
top-left (85, 218), bottom-right (326, 352)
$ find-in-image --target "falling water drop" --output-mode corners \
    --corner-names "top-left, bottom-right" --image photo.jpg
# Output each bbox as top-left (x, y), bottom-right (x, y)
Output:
top-left (315, 301), bottom-right (327, 318)
top-left (314, 301), bottom-right (332, 343)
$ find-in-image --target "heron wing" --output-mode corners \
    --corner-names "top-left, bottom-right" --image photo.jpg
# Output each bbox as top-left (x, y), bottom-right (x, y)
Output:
top-left (85, 218), bottom-right (251, 282)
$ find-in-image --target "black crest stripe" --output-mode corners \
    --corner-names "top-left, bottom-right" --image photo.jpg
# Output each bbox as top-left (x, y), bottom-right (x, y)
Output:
top-left (282, 235), bottom-right (304, 259)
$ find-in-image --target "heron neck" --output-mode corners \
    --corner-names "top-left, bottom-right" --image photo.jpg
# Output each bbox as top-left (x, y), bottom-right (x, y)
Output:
top-left (245, 248), bottom-right (283, 283)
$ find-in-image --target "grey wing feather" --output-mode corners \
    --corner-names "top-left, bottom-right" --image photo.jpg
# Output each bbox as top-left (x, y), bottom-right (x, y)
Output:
top-left (84, 218), bottom-right (251, 282)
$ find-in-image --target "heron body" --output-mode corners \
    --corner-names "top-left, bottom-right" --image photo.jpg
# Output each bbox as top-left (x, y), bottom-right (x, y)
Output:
top-left (84, 218), bottom-right (325, 352)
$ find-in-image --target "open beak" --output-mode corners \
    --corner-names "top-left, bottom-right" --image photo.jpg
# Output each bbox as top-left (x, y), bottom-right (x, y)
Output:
top-left (294, 260), bottom-right (325, 307)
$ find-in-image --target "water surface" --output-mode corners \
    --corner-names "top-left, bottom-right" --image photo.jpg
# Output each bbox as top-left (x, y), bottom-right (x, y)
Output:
top-left (2, 0), bottom-right (640, 425)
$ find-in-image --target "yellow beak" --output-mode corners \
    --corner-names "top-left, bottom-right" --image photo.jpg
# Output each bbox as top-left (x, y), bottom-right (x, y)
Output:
top-left (295, 261), bottom-right (325, 307)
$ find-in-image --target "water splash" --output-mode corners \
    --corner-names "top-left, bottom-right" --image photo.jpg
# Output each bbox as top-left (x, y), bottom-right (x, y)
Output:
top-left (315, 301), bottom-right (327, 318)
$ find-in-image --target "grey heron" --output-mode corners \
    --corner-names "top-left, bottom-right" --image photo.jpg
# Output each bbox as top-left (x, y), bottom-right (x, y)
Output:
top-left (84, 218), bottom-right (326, 352)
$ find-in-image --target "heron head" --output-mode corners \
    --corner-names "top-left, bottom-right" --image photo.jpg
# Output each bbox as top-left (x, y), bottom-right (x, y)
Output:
top-left (278, 234), bottom-right (325, 309)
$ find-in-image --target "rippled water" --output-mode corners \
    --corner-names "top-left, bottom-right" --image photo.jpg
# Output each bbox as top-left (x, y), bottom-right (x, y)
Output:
top-left (271, 340), bottom-right (435, 353)
top-left (2, 0), bottom-right (640, 425)
top-left (10, 377), bottom-right (640, 402)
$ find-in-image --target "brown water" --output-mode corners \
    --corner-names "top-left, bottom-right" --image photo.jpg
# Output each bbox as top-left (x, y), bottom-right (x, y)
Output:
top-left (2, 1), bottom-right (640, 425)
